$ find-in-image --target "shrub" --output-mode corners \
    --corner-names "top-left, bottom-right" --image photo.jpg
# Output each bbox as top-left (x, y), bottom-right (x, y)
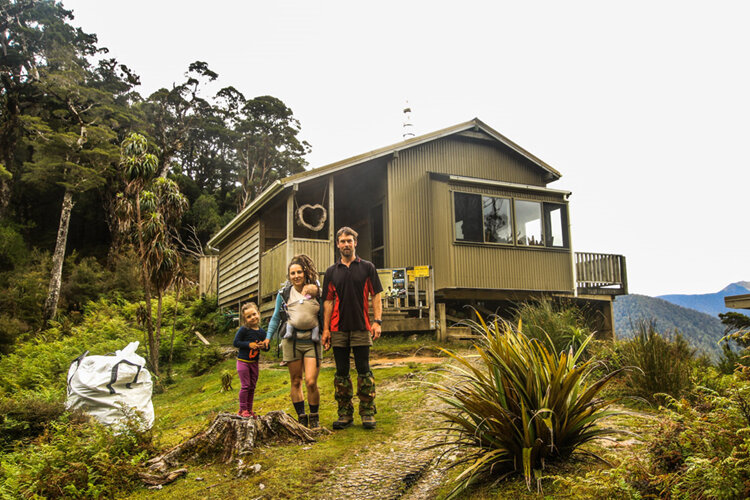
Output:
top-left (514, 299), bottom-right (592, 354)
top-left (559, 377), bottom-right (750, 499)
top-left (0, 412), bottom-right (152, 499)
top-left (59, 253), bottom-right (109, 313)
top-left (188, 345), bottom-right (224, 376)
top-left (0, 394), bottom-right (68, 446)
top-left (0, 314), bottom-right (29, 355)
top-left (431, 312), bottom-right (622, 496)
top-left (621, 320), bottom-right (694, 402)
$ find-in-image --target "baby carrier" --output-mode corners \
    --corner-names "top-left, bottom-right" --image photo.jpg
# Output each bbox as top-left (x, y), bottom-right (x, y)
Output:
top-left (278, 282), bottom-right (323, 365)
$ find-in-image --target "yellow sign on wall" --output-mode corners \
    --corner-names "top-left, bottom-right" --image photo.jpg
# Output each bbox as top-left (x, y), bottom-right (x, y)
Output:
top-left (413, 266), bottom-right (430, 278)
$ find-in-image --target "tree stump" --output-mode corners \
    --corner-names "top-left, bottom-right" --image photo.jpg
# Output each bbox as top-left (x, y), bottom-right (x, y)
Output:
top-left (146, 411), bottom-right (317, 478)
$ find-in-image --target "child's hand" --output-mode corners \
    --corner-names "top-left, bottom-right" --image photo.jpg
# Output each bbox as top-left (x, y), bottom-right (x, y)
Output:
top-left (248, 342), bottom-right (259, 349)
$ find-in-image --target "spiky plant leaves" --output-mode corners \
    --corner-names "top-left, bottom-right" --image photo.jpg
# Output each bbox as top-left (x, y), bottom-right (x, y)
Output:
top-left (430, 315), bottom-right (623, 497)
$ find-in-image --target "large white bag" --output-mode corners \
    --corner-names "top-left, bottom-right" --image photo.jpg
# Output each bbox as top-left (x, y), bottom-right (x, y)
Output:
top-left (66, 341), bottom-right (154, 430)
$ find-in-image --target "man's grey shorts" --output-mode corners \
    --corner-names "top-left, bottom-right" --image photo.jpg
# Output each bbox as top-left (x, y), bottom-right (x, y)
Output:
top-left (331, 330), bottom-right (372, 348)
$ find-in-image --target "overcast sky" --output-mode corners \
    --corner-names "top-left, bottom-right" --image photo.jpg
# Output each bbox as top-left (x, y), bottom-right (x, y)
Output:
top-left (62, 0), bottom-right (749, 296)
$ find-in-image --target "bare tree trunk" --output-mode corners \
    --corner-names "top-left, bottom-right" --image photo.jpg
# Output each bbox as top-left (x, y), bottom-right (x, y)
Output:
top-left (43, 188), bottom-right (74, 323)
top-left (167, 281), bottom-right (181, 380)
top-left (135, 193), bottom-right (158, 379)
top-left (154, 293), bottom-right (163, 376)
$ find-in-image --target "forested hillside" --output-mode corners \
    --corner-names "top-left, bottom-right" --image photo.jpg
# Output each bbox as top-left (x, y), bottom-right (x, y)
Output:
top-left (0, 0), bottom-right (309, 350)
top-left (614, 294), bottom-right (725, 358)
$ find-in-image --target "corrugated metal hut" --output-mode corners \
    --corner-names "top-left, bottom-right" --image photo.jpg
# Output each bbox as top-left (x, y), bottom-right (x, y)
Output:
top-left (207, 118), bottom-right (627, 337)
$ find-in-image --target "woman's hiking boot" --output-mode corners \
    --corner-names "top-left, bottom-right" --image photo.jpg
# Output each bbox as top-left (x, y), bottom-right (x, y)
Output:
top-left (298, 413), bottom-right (309, 427)
top-left (308, 412), bottom-right (319, 429)
top-left (332, 415), bottom-right (353, 429)
top-left (361, 415), bottom-right (376, 429)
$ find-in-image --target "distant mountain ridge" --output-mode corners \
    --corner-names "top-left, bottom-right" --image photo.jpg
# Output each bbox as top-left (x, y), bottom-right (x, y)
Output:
top-left (614, 294), bottom-right (726, 359)
top-left (657, 282), bottom-right (750, 318)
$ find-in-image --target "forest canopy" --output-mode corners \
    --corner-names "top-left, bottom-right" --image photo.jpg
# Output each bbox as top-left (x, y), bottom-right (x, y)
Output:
top-left (0, 0), bottom-right (310, 334)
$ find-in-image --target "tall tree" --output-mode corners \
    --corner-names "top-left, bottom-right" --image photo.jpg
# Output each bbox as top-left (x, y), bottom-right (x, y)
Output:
top-left (22, 47), bottom-right (121, 321)
top-left (232, 95), bottom-right (310, 210)
top-left (0, 0), bottom-right (98, 215)
top-left (140, 61), bottom-right (217, 179)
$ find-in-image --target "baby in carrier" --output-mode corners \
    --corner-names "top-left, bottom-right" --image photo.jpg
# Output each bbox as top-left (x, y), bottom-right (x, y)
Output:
top-left (283, 283), bottom-right (321, 342)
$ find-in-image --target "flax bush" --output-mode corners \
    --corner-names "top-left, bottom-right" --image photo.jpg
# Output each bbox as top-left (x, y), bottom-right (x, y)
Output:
top-left (431, 312), bottom-right (622, 497)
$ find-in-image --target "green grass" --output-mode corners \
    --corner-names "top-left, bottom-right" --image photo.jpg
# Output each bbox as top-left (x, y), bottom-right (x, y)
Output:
top-left (127, 350), bottom-right (431, 499)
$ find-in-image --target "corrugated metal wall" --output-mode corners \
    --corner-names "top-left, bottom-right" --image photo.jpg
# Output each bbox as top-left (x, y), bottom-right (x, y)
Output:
top-left (387, 136), bottom-right (548, 268)
top-left (390, 136), bottom-right (573, 293)
top-left (218, 219), bottom-right (260, 307)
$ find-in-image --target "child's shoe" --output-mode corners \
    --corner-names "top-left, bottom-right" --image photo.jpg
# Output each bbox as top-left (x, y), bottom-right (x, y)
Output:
top-left (239, 410), bottom-right (252, 418)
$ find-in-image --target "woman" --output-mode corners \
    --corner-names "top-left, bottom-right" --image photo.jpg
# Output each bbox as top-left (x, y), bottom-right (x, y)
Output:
top-left (264, 254), bottom-right (323, 428)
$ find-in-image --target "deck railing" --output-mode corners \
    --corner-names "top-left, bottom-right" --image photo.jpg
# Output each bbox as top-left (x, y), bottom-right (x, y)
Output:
top-left (575, 252), bottom-right (628, 295)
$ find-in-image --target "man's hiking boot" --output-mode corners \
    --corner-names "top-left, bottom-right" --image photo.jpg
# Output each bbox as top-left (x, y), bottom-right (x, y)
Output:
top-left (361, 415), bottom-right (376, 429)
top-left (308, 412), bottom-right (319, 429)
top-left (298, 413), bottom-right (309, 427)
top-left (332, 415), bottom-right (353, 429)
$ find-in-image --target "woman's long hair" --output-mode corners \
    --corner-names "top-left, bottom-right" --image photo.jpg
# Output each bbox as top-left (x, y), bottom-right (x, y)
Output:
top-left (288, 254), bottom-right (318, 285)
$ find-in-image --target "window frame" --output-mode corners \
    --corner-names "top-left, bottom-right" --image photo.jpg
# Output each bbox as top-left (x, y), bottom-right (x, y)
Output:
top-left (452, 190), bottom-right (515, 247)
top-left (451, 189), bottom-right (570, 251)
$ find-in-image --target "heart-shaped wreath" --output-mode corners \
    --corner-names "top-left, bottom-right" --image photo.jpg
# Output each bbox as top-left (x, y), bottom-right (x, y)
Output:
top-left (296, 204), bottom-right (327, 232)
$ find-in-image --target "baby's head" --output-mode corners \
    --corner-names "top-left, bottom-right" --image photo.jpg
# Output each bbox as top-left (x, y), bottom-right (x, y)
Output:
top-left (301, 283), bottom-right (318, 298)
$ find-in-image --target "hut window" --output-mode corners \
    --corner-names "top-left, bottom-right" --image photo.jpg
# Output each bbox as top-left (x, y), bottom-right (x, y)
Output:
top-left (544, 203), bottom-right (569, 248)
top-left (482, 196), bottom-right (512, 243)
top-left (515, 200), bottom-right (543, 246)
top-left (454, 192), bottom-right (483, 242)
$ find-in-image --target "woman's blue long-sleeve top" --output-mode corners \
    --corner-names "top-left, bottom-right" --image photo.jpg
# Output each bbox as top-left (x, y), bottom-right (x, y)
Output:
top-left (265, 293), bottom-right (285, 341)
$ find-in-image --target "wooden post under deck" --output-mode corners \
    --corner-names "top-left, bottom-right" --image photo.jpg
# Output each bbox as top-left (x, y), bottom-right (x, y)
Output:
top-left (437, 302), bottom-right (447, 342)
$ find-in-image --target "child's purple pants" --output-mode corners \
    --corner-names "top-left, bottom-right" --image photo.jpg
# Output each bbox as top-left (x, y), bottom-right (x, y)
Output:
top-left (237, 360), bottom-right (259, 412)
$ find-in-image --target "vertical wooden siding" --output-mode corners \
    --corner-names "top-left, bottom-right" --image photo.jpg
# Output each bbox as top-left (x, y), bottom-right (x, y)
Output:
top-left (293, 239), bottom-right (333, 277)
top-left (260, 240), bottom-right (288, 298)
top-left (387, 137), bottom-right (547, 269)
top-left (218, 219), bottom-right (260, 307)
top-left (199, 255), bottom-right (218, 296)
top-left (260, 238), bottom-right (333, 298)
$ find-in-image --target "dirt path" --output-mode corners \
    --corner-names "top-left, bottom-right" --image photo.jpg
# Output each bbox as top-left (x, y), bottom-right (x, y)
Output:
top-left (317, 370), bottom-right (452, 500)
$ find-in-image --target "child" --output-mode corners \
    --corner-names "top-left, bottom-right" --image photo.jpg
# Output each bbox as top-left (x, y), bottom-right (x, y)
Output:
top-left (233, 302), bottom-right (267, 418)
top-left (282, 283), bottom-right (321, 342)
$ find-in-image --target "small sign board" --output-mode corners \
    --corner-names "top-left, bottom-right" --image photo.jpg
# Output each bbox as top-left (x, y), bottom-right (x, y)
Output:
top-left (413, 265), bottom-right (430, 278)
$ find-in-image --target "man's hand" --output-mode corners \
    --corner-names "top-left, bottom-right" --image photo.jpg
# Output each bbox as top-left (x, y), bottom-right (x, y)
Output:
top-left (370, 322), bottom-right (381, 340)
top-left (261, 339), bottom-right (270, 350)
top-left (322, 329), bottom-right (331, 351)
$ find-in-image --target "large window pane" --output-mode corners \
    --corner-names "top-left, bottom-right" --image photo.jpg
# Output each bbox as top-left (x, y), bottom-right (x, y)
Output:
top-left (515, 200), bottom-right (543, 246)
top-left (454, 192), bottom-right (482, 242)
top-left (482, 196), bottom-right (512, 243)
top-left (544, 203), bottom-right (568, 248)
